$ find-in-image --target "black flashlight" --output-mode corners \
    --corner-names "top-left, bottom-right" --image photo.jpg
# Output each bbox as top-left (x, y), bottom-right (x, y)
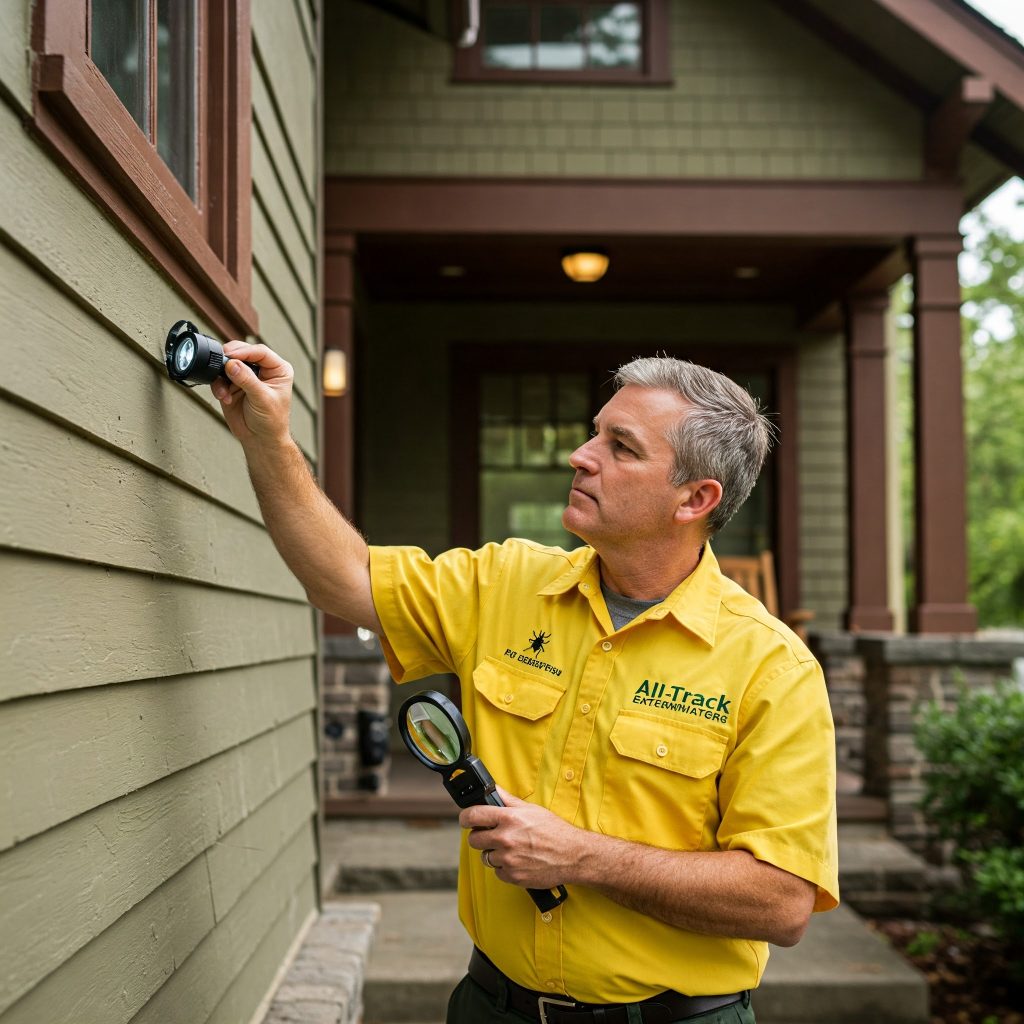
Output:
top-left (164, 320), bottom-right (260, 388)
top-left (398, 690), bottom-right (569, 913)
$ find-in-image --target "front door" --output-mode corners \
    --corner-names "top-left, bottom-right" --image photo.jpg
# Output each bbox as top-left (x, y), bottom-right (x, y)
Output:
top-left (452, 346), bottom-right (784, 562)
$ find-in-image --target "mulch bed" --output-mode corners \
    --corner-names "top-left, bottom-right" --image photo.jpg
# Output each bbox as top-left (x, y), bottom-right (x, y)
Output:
top-left (867, 918), bottom-right (1023, 1024)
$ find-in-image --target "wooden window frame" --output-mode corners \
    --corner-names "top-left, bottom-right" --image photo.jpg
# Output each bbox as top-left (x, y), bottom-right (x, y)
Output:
top-left (31, 0), bottom-right (257, 339)
top-left (452, 0), bottom-right (671, 85)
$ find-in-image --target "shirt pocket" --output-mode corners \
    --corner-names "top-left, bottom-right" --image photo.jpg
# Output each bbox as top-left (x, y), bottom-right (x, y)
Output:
top-left (470, 656), bottom-right (567, 800)
top-left (598, 710), bottom-right (729, 850)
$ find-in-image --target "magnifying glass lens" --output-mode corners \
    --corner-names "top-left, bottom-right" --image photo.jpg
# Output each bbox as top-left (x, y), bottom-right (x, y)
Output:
top-left (175, 338), bottom-right (195, 372)
top-left (406, 701), bottom-right (461, 765)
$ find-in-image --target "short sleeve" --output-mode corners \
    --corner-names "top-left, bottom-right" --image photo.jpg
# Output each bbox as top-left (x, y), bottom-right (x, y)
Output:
top-left (369, 543), bottom-right (507, 683)
top-left (716, 659), bottom-right (840, 912)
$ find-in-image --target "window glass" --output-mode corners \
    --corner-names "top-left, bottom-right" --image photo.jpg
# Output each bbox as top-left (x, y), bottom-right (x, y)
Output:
top-left (483, 5), bottom-right (532, 68)
top-left (91, 0), bottom-right (148, 132)
top-left (157, 0), bottom-right (197, 198)
top-left (711, 373), bottom-right (773, 557)
top-left (588, 3), bottom-right (642, 68)
top-left (538, 5), bottom-right (585, 70)
top-left (479, 371), bottom-right (590, 550)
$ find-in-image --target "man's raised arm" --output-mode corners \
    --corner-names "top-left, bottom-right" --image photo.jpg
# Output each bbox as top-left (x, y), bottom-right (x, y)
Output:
top-left (212, 340), bottom-right (383, 633)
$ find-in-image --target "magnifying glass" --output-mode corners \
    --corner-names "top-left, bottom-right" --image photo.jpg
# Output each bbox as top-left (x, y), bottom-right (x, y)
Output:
top-left (398, 690), bottom-right (568, 914)
top-left (164, 320), bottom-right (260, 388)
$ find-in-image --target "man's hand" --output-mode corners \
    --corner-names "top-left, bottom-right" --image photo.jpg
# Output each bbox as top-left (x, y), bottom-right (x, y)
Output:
top-left (461, 789), bottom-right (585, 890)
top-left (211, 341), bottom-right (294, 447)
top-left (462, 789), bottom-right (816, 945)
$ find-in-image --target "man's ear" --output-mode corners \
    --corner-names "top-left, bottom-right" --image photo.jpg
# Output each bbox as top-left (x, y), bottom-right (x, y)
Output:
top-left (674, 479), bottom-right (723, 526)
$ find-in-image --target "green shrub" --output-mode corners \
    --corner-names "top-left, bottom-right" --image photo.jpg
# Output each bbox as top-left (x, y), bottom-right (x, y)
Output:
top-left (914, 680), bottom-right (1024, 952)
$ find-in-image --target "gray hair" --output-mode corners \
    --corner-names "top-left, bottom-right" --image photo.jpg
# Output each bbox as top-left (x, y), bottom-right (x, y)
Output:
top-left (613, 356), bottom-right (775, 535)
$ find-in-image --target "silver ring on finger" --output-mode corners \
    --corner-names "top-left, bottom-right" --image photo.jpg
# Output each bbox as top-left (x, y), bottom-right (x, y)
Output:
top-left (481, 849), bottom-right (495, 869)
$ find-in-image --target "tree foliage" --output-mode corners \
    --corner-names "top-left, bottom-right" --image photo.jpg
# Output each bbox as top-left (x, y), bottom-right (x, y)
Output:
top-left (960, 213), bottom-right (1024, 625)
top-left (895, 204), bottom-right (1024, 627)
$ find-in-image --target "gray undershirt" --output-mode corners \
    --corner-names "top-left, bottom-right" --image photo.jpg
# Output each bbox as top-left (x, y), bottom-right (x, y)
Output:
top-left (600, 582), bottom-right (664, 631)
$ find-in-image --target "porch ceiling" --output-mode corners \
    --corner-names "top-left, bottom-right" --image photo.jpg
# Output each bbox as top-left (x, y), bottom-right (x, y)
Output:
top-left (355, 234), bottom-right (896, 306)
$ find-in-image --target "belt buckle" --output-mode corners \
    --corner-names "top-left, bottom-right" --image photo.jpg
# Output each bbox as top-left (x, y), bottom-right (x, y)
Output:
top-left (538, 995), bottom-right (577, 1024)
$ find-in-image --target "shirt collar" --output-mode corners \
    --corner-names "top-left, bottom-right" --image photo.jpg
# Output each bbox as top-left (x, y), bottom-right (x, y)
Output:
top-left (537, 544), bottom-right (723, 647)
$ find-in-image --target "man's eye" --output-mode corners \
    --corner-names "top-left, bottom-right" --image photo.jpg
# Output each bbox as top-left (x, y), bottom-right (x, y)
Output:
top-left (613, 440), bottom-right (633, 454)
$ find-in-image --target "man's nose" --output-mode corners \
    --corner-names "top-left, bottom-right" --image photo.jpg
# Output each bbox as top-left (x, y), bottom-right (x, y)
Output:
top-left (569, 437), bottom-right (598, 472)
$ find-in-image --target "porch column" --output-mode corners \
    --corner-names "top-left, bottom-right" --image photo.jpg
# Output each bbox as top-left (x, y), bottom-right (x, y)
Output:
top-left (910, 236), bottom-right (977, 633)
top-left (324, 231), bottom-right (356, 636)
top-left (844, 292), bottom-right (895, 632)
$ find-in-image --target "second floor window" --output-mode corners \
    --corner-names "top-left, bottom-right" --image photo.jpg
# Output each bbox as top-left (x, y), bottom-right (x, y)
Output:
top-left (454, 0), bottom-right (670, 84)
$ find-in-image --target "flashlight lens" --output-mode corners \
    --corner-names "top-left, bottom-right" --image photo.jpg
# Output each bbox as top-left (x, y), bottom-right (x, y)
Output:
top-left (175, 338), bottom-right (195, 372)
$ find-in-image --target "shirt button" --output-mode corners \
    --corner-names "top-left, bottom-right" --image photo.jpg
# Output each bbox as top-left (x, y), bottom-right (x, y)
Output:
top-left (601, 641), bottom-right (613, 652)
top-left (541, 912), bottom-right (553, 923)
top-left (581, 703), bottom-right (591, 715)
top-left (547, 981), bottom-right (559, 990)
top-left (581, 583), bottom-right (590, 591)
top-left (564, 769), bottom-right (575, 781)
top-left (503, 693), bottom-right (513, 704)
top-left (656, 744), bottom-right (668, 757)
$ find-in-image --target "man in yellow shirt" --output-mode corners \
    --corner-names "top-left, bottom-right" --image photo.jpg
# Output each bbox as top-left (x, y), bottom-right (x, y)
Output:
top-left (214, 347), bottom-right (839, 1024)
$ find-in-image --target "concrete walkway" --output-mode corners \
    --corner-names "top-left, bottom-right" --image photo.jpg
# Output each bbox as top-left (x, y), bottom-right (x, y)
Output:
top-left (322, 819), bottom-right (930, 1024)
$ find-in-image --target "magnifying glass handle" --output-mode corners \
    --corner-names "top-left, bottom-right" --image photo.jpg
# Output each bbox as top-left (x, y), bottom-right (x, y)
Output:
top-left (485, 789), bottom-right (569, 912)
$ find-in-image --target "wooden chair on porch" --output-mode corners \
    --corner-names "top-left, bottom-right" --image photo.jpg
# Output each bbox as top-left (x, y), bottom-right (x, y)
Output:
top-left (717, 550), bottom-right (815, 642)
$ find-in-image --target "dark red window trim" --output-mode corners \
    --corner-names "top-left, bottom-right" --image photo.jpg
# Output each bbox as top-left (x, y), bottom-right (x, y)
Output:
top-left (452, 0), bottom-right (671, 85)
top-left (31, 0), bottom-right (257, 340)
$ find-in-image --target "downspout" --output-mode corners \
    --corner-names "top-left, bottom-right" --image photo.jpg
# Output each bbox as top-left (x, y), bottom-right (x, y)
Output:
top-left (457, 0), bottom-right (480, 47)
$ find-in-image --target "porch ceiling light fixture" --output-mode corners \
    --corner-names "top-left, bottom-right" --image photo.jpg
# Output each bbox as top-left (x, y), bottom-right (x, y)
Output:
top-left (323, 348), bottom-right (347, 397)
top-left (561, 248), bottom-right (609, 283)
top-left (164, 320), bottom-right (259, 388)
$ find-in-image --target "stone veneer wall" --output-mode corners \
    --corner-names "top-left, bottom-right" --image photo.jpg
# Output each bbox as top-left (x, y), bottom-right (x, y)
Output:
top-left (809, 633), bottom-right (866, 781)
top-left (322, 636), bottom-right (394, 797)
top-left (856, 635), bottom-right (1024, 857)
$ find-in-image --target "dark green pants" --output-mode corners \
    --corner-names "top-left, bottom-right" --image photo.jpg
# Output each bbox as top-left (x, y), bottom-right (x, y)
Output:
top-left (446, 974), bottom-right (756, 1024)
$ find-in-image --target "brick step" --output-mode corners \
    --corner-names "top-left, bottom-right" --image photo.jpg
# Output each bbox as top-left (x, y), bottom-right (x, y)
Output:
top-left (330, 892), bottom-right (927, 1024)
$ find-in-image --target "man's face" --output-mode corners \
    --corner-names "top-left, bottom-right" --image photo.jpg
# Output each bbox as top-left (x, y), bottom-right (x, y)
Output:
top-left (562, 385), bottom-right (690, 548)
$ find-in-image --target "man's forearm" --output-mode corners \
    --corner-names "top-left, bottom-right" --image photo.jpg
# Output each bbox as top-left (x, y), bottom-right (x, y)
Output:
top-left (571, 831), bottom-right (814, 947)
top-left (241, 437), bottom-right (382, 631)
top-left (464, 794), bottom-right (815, 947)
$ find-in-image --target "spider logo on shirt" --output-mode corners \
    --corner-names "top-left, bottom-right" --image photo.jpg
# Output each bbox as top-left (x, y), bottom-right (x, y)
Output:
top-left (524, 630), bottom-right (551, 655)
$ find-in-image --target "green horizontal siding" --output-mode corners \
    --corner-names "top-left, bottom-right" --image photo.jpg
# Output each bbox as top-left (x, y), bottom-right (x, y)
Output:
top-left (0, 0), bottom-right (322, 1020)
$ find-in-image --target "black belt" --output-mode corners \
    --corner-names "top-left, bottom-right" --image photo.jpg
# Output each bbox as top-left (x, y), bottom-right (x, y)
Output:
top-left (468, 948), bottom-right (746, 1024)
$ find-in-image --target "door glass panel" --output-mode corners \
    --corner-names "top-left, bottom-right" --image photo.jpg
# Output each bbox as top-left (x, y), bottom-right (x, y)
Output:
top-left (710, 372), bottom-right (774, 557)
top-left (556, 374), bottom-right (589, 420)
top-left (91, 0), bottom-right (148, 132)
top-left (479, 371), bottom-right (589, 550)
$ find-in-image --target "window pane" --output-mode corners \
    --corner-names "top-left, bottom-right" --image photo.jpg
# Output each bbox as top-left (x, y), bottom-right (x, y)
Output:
top-left (482, 373), bottom-right (517, 422)
top-left (538, 6), bottom-right (584, 70)
top-left (556, 423), bottom-right (588, 462)
top-left (556, 374), bottom-right (589, 421)
top-left (483, 5), bottom-right (532, 68)
top-left (481, 469), bottom-right (581, 548)
top-left (157, 0), bottom-right (197, 198)
top-left (519, 374), bottom-right (551, 421)
top-left (482, 425), bottom-right (517, 467)
top-left (587, 3), bottom-right (642, 68)
top-left (520, 423), bottom-right (557, 466)
top-left (91, 0), bottom-right (148, 133)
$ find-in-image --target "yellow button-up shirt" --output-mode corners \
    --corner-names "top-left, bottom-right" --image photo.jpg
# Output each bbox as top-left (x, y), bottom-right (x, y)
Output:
top-left (370, 538), bottom-right (839, 1003)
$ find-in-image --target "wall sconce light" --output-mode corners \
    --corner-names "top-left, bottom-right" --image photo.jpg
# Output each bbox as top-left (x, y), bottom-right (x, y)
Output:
top-left (323, 349), bottom-right (347, 396)
top-left (561, 249), bottom-right (609, 283)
